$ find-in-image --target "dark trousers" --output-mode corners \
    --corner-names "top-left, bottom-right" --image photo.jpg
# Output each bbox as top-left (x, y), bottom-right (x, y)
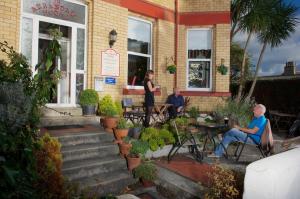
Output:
top-left (144, 106), bottom-right (153, 127)
top-left (168, 106), bottom-right (178, 119)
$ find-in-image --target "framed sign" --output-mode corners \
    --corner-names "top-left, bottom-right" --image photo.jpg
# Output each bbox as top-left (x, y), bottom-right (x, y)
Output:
top-left (101, 49), bottom-right (120, 77)
top-left (94, 76), bottom-right (104, 92)
top-left (105, 77), bottom-right (116, 85)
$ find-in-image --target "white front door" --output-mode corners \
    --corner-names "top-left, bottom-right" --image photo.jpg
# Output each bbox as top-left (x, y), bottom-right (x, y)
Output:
top-left (20, 0), bottom-right (87, 107)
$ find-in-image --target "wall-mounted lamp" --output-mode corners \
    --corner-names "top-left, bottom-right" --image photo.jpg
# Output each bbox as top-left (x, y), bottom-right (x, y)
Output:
top-left (109, 29), bottom-right (117, 48)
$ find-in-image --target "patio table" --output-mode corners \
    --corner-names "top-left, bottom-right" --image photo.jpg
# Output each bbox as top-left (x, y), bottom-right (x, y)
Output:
top-left (269, 110), bottom-right (297, 131)
top-left (194, 122), bottom-right (228, 157)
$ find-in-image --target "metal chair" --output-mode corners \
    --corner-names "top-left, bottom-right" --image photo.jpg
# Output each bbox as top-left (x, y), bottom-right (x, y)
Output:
top-left (121, 98), bottom-right (145, 124)
top-left (167, 120), bottom-right (203, 162)
top-left (234, 119), bottom-right (272, 161)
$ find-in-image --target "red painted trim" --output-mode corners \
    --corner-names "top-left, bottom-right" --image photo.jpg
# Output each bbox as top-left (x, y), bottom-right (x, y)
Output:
top-left (102, 0), bottom-right (230, 25)
top-left (123, 88), bottom-right (161, 96)
top-left (180, 91), bottom-right (231, 97)
top-left (179, 11), bottom-right (231, 25)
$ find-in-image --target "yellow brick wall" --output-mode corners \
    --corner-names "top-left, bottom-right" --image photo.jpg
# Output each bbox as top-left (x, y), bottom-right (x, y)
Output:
top-left (178, 0), bottom-right (230, 12)
top-left (146, 0), bottom-right (175, 10)
top-left (0, 0), bottom-right (20, 60)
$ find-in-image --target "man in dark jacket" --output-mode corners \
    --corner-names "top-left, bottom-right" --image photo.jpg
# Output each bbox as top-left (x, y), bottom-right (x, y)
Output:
top-left (167, 88), bottom-right (184, 119)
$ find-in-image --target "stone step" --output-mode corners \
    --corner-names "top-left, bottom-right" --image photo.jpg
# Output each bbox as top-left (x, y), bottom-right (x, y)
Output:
top-left (63, 156), bottom-right (127, 181)
top-left (155, 165), bottom-right (205, 199)
top-left (40, 115), bottom-right (100, 127)
top-left (62, 143), bottom-right (119, 162)
top-left (74, 169), bottom-right (136, 197)
top-left (41, 107), bottom-right (83, 117)
top-left (58, 132), bottom-right (114, 147)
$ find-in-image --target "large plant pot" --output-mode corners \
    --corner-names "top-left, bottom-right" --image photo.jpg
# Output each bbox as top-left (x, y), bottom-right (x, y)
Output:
top-left (103, 117), bottom-right (118, 133)
top-left (126, 155), bottom-right (141, 171)
top-left (82, 105), bottom-right (96, 116)
top-left (119, 142), bottom-right (132, 158)
top-left (129, 127), bottom-right (142, 139)
top-left (114, 128), bottom-right (129, 140)
top-left (140, 178), bottom-right (155, 187)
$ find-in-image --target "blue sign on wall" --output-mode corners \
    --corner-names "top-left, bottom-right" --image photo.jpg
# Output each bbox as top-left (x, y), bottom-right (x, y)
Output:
top-left (105, 77), bottom-right (116, 85)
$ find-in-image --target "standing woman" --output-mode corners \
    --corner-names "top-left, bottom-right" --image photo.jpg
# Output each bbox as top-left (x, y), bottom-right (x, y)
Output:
top-left (143, 70), bottom-right (158, 127)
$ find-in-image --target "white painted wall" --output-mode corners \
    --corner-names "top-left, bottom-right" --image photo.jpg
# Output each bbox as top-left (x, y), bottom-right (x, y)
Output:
top-left (243, 147), bottom-right (300, 199)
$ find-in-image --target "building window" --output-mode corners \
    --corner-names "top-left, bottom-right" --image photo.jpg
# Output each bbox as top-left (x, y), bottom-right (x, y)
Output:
top-left (127, 17), bottom-right (152, 87)
top-left (187, 29), bottom-right (212, 91)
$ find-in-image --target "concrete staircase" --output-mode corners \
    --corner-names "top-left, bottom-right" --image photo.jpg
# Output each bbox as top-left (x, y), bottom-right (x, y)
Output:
top-left (57, 130), bottom-right (136, 196)
top-left (40, 107), bottom-right (100, 127)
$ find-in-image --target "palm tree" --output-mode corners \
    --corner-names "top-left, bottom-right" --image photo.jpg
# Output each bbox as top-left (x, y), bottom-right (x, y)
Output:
top-left (245, 1), bottom-right (298, 101)
top-left (235, 0), bottom-right (275, 101)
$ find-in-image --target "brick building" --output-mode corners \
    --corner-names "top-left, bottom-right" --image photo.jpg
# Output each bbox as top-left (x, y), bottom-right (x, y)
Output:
top-left (0, 0), bottom-right (231, 112)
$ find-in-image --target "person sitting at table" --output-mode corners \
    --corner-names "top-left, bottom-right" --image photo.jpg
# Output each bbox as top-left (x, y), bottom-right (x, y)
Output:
top-left (208, 104), bottom-right (267, 158)
top-left (166, 87), bottom-right (184, 119)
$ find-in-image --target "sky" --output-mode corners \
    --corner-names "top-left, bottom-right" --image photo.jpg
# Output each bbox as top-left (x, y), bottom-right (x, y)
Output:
top-left (233, 0), bottom-right (300, 76)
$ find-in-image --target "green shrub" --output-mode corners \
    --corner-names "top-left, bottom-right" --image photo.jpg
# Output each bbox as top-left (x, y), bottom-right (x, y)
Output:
top-left (174, 117), bottom-right (188, 126)
top-left (141, 127), bottom-right (175, 151)
top-left (130, 140), bottom-right (149, 157)
top-left (133, 161), bottom-right (157, 181)
top-left (79, 89), bottom-right (99, 106)
top-left (98, 95), bottom-right (119, 117)
top-left (214, 98), bottom-right (255, 127)
top-left (117, 117), bottom-right (130, 129)
top-left (115, 101), bottom-right (123, 116)
top-left (188, 106), bottom-right (200, 119)
top-left (159, 129), bottom-right (175, 144)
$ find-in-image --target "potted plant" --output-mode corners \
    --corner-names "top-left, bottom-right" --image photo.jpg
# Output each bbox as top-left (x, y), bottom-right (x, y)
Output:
top-left (99, 95), bottom-right (119, 133)
top-left (187, 106), bottom-right (200, 124)
top-left (126, 140), bottom-right (149, 171)
top-left (167, 64), bottom-right (176, 74)
top-left (114, 117), bottom-right (130, 140)
top-left (133, 161), bottom-right (158, 187)
top-left (217, 64), bottom-right (228, 75)
top-left (118, 136), bottom-right (132, 158)
top-left (79, 89), bottom-right (99, 116)
top-left (129, 123), bottom-right (143, 139)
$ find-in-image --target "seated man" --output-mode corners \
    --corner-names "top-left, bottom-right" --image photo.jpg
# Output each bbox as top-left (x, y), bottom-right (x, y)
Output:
top-left (166, 88), bottom-right (184, 119)
top-left (210, 104), bottom-right (267, 158)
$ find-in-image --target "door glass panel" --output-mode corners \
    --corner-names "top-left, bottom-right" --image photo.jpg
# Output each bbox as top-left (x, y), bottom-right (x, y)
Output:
top-left (21, 17), bottom-right (33, 65)
top-left (59, 41), bottom-right (71, 104)
top-left (76, 74), bottom-right (84, 104)
top-left (76, 28), bottom-right (85, 70)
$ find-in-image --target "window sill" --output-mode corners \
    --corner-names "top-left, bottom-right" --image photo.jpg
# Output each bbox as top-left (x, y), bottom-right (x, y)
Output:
top-left (123, 88), bottom-right (161, 96)
top-left (180, 91), bottom-right (231, 97)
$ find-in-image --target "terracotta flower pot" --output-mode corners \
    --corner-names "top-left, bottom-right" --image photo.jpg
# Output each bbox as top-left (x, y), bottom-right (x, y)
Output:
top-left (103, 117), bottom-right (118, 133)
top-left (126, 155), bottom-right (141, 171)
top-left (114, 128), bottom-right (129, 140)
top-left (119, 142), bottom-right (132, 158)
top-left (140, 178), bottom-right (155, 187)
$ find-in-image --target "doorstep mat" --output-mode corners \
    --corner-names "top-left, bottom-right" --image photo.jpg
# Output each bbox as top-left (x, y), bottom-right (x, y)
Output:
top-left (155, 155), bottom-right (213, 185)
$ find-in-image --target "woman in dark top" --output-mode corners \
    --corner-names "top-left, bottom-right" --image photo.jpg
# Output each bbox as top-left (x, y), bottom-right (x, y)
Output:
top-left (143, 70), bottom-right (158, 127)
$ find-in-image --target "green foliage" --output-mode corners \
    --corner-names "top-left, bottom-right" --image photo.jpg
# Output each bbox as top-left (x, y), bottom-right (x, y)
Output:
top-left (214, 98), bottom-right (255, 127)
top-left (205, 165), bottom-right (243, 199)
top-left (166, 64), bottom-right (176, 73)
top-left (79, 89), bottom-right (99, 106)
top-left (117, 117), bottom-right (130, 129)
top-left (133, 161), bottom-right (157, 181)
top-left (217, 64), bottom-right (228, 75)
top-left (141, 127), bottom-right (175, 151)
top-left (98, 95), bottom-right (119, 117)
top-left (174, 117), bottom-right (188, 127)
top-left (188, 107), bottom-right (200, 119)
top-left (130, 140), bottom-right (149, 157)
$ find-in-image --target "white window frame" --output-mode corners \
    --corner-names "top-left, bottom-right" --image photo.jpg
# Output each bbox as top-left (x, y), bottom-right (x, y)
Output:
top-left (19, 0), bottom-right (88, 107)
top-left (127, 16), bottom-right (152, 89)
top-left (186, 28), bottom-right (213, 91)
